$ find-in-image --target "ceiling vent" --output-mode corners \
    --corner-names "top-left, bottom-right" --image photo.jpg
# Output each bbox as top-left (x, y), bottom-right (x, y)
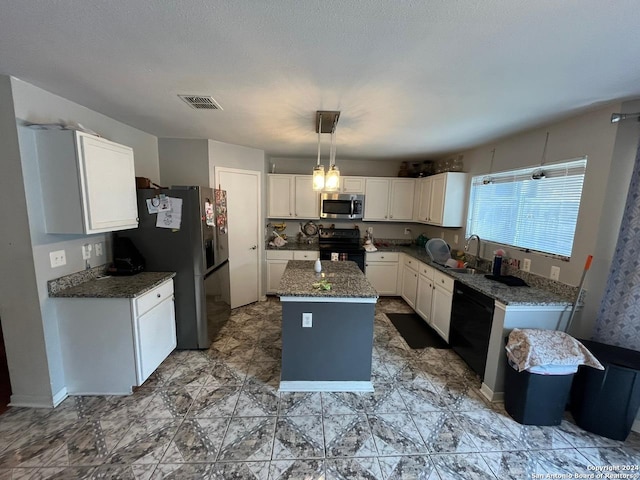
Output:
top-left (178, 95), bottom-right (223, 110)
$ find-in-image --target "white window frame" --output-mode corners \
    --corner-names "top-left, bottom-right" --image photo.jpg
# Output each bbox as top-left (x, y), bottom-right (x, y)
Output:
top-left (466, 157), bottom-right (587, 259)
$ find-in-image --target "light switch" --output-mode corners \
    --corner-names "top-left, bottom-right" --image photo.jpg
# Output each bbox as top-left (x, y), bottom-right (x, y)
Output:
top-left (522, 258), bottom-right (531, 272)
top-left (82, 244), bottom-right (92, 260)
top-left (95, 242), bottom-right (103, 256)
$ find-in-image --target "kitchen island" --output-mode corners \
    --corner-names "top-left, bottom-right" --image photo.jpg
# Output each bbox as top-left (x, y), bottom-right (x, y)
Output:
top-left (277, 260), bottom-right (378, 392)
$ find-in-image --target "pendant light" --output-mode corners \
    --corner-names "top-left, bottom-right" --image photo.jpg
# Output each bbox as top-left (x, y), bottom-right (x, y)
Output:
top-left (324, 119), bottom-right (340, 192)
top-left (531, 132), bottom-right (549, 180)
top-left (312, 114), bottom-right (325, 191)
top-left (312, 110), bottom-right (341, 192)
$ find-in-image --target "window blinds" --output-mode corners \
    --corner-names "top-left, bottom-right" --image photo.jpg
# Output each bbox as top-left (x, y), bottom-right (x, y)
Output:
top-left (466, 158), bottom-right (587, 258)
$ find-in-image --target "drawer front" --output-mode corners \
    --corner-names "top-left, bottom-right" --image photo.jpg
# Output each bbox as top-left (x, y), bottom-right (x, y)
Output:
top-left (404, 255), bottom-right (418, 272)
top-left (266, 250), bottom-right (294, 260)
top-left (419, 262), bottom-right (435, 279)
top-left (366, 252), bottom-right (399, 262)
top-left (293, 250), bottom-right (319, 260)
top-left (434, 270), bottom-right (455, 292)
top-left (136, 280), bottom-right (174, 317)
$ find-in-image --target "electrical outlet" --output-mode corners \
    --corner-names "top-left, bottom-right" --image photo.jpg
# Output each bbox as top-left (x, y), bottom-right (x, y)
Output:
top-left (82, 244), bottom-right (92, 260)
top-left (95, 242), bottom-right (103, 256)
top-left (550, 266), bottom-right (560, 281)
top-left (404, 228), bottom-right (411, 235)
top-left (367, 227), bottom-right (373, 235)
top-left (522, 258), bottom-right (531, 272)
top-left (49, 250), bottom-right (66, 268)
top-left (454, 234), bottom-right (459, 244)
top-left (440, 231), bottom-right (445, 239)
top-left (302, 313), bottom-right (312, 328)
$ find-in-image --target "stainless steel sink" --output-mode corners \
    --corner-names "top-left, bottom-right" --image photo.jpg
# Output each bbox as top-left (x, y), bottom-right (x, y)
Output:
top-left (447, 267), bottom-right (481, 274)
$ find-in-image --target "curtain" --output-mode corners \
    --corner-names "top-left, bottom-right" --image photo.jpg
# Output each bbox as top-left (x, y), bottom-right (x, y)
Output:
top-left (593, 140), bottom-right (640, 350)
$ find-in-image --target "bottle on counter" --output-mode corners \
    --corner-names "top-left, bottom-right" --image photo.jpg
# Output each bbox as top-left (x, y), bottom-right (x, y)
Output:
top-left (492, 248), bottom-right (505, 276)
top-left (314, 258), bottom-right (322, 273)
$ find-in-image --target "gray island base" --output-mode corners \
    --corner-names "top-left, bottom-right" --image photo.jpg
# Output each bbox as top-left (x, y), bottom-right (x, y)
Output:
top-left (277, 260), bottom-right (379, 392)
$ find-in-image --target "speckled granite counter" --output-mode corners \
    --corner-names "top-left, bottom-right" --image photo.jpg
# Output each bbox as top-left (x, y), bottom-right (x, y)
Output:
top-left (49, 272), bottom-right (176, 298)
top-left (372, 245), bottom-right (573, 307)
top-left (277, 260), bottom-right (378, 300)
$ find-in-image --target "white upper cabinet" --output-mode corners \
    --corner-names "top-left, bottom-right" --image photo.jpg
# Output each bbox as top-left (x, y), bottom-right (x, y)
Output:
top-left (414, 172), bottom-right (467, 227)
top-left (340, 176), bottom-right (366, 194)
top-left (36, 130), bottom-right (138, 234)
top-left (267, 174), bottom-right (319, 219)
top-left (364, 178), bottom-right (414, 221)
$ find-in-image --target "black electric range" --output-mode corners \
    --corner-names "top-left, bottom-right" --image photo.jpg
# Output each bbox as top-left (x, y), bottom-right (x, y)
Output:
top-left (318, 227), bottom-right (365, 272)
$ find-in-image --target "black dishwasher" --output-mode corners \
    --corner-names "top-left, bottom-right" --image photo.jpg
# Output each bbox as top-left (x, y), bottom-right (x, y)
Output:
top-left (449, 281), bottom-right (495, 379)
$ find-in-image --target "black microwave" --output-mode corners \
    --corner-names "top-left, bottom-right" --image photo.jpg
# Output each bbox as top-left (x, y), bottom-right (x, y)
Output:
top-left (320, 193), bottom-right (365, 220)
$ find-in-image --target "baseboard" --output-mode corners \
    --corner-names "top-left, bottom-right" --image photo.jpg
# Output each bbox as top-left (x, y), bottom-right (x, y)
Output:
top-left (480, 383), bottom-right (504, 402)
top-left (279, 381), bottom-right (374, 392)
top-left (9, 386), bottom-right (67, 409)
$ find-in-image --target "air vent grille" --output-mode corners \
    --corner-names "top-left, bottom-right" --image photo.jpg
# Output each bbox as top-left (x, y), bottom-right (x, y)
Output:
top-left (178, 95), bottom-right (223, 110)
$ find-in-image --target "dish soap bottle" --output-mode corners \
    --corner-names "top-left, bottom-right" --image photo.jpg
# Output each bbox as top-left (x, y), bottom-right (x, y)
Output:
top-left (314, 258), bottom-right (322, 273)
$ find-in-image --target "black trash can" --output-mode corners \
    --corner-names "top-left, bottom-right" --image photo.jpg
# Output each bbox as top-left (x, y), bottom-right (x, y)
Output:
top-left (570, 340), bottom-right (640, 441)
top-left (504, 362), bottom-right (575, 426)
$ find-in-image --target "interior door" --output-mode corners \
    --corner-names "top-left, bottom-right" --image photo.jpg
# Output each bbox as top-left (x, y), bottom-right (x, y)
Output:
top-left (216, 167), bottom-right (261, 308)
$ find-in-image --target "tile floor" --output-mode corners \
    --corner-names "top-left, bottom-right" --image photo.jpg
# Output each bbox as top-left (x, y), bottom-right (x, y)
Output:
top-left (0, 297), bottom-right (638, 479)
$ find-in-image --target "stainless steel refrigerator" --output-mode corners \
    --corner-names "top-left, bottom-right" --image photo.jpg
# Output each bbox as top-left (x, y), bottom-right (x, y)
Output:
top-left (118, 185), bottom-right (230, 349)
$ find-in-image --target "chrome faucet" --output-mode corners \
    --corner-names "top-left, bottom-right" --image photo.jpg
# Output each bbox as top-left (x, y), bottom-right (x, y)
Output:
top-left (464, 234), bottom-right (481, 267)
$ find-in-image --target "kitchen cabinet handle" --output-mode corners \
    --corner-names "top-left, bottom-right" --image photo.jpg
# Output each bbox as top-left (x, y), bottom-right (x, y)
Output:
top-left (250, 245), bottom-right (257, 250)
top-left (390, 215), bottom-right (393, 219)
top-left (157, 293), bottom-right (161, 298)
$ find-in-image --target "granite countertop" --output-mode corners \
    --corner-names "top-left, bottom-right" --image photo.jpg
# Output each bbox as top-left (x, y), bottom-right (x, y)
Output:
top-left (267, 242), bottom-right (318, 251)
top-left (277, 260), bottom-right (378, 299)
top-left (49, 271), bottom-right (176, 299)
top-left (375, 245), bottom-right (573, 307)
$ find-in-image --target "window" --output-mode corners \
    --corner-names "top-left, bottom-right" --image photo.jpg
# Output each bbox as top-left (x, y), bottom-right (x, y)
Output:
top-left (466, 158), bottom-right (587, 258)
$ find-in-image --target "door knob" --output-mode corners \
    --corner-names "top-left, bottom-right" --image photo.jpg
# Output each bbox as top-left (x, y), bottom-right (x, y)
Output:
top-left (250, 245), bottom-right (257, 250)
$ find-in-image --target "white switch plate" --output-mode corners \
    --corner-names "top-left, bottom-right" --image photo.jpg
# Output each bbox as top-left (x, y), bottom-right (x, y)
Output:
top-left (95, 242), bottom-right (103, 256)
top-left (454, 234), bottom-right (459, 244)
top-left (49, 250), bottom-right (66, 268)
top-left (302, 313), bottom-right (312, 328)
top-left (550, 266), bottom-right (560, 281)
top-left (367, 227), bottom-right (373, 234)
top-left (522, 258), bottom-right (531, 272)
top-left (82, 244), bottom-right (92, 260)
top-left (404, 228), bottom-right (411, 235)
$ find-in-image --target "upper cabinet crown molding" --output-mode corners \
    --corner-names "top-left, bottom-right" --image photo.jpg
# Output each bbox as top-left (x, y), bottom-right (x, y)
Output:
top-left (35, 130), bottom-right (138, 234)
top-left (414, 172), bottom-right (467, 227)
top-left (267, 174), bottom-right (319, 219)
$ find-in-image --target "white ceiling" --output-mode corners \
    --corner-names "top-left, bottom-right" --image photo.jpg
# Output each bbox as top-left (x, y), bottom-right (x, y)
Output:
top-left (1, 1), bottom-right (640, 160)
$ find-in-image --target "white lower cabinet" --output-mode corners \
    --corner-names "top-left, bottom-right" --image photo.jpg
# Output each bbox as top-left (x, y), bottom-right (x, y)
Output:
top-left (411, 256), bottom-right (454, 342)
top-left (400, 256), bottom-right (419, 308)
top-left (365, 252), bottom-right (399, 296)
top-left (57, 279), bottom-right (176, 395)
top-left (430, 271), bottom-right (454, 342)
top-left (266, 250), bottom-right (319, 294)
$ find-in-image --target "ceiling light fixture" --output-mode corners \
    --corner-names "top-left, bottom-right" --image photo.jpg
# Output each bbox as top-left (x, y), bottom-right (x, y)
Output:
top-left (314, 110), bottom-right (341, 192)
top-left (611, 112), bottom-right (640, 123)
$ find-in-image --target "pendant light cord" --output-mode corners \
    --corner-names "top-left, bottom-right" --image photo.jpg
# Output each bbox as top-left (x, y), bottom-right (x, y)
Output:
top-left (317, 114), bottom-right (323, 166)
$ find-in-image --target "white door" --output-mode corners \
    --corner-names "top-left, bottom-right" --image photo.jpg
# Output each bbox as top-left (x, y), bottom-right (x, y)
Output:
top-left (216, 167), bottom-right (261, 308)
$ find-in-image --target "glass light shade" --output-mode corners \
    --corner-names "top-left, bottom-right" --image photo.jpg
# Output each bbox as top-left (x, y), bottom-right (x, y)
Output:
top-left (324, 165), bottom-right (340, 192)
top-left (312, 165), bottom-right (325, 191)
